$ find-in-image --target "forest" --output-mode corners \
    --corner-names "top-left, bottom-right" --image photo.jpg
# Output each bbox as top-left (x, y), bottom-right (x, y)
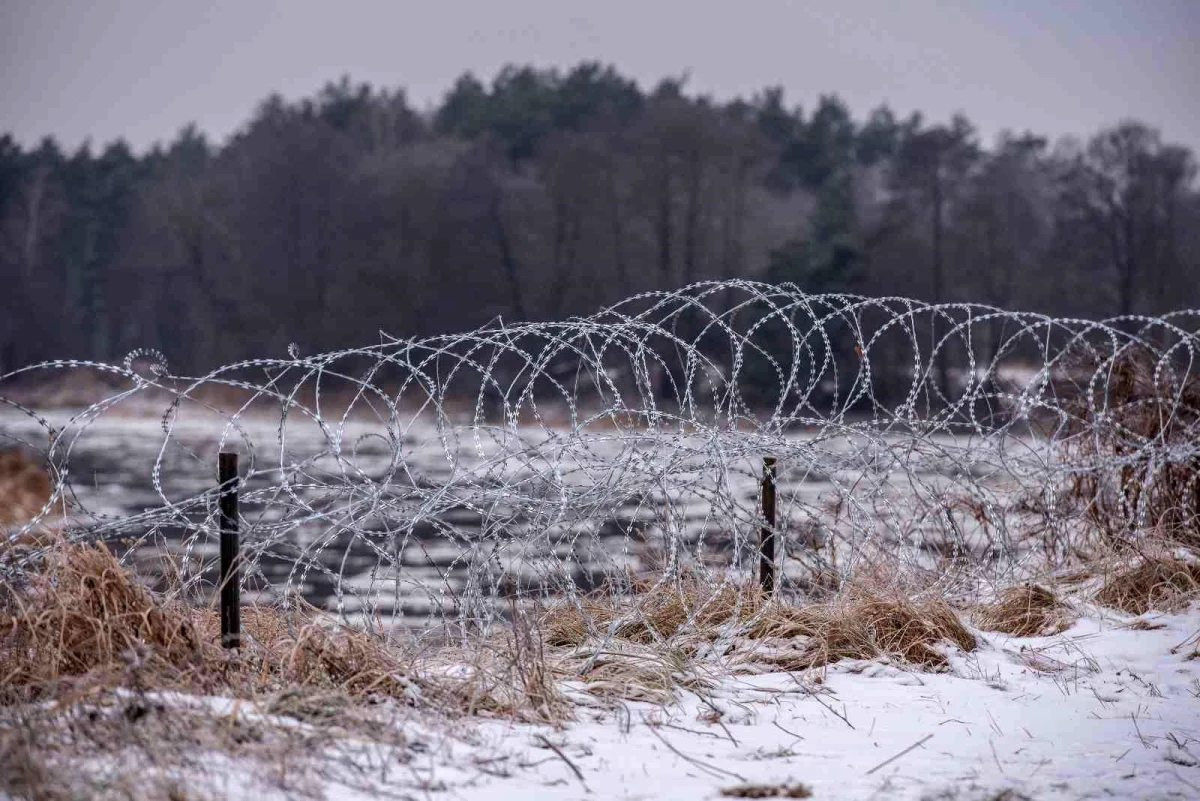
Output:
top-left (1, 62), bottom-right (1197, 374)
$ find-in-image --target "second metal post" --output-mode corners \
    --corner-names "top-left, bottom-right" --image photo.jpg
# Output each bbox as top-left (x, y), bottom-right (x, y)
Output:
top-left (218, 451), bottom-right (241, 648)
top-left (759, 456), bottom-right (777, 593)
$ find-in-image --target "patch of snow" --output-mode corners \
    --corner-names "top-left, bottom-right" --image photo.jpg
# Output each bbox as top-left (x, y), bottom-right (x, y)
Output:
top-left (110, 606), bottom-right (1200, 800)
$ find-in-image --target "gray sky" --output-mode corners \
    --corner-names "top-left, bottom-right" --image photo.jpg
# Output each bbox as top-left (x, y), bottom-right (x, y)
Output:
top-left (2, 0), bottom-right (1198, 154)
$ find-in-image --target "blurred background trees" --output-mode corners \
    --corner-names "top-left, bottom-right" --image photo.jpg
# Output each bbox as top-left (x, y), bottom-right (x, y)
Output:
top-left (1, 62), bottom-right (1197, 380)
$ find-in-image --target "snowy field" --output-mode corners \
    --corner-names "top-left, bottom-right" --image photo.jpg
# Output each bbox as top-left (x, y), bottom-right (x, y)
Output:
top-left (42, 603), bottom-right (1198, 801)
top-left (423, 608), bottom-right (1200, 801)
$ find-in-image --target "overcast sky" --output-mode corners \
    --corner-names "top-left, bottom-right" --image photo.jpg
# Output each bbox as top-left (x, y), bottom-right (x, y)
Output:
top-left (2, 0), bottom-right (1198, 154)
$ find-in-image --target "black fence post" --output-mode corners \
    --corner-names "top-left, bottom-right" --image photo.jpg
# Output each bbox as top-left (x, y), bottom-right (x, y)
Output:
top-left (760, 456), bottom-right (777, 593)
top-left (218, 451), bottom-right (241, 649)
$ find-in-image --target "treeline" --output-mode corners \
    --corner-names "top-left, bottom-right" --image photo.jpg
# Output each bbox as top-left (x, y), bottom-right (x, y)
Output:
top-left (2, 63), bottom-right (1197, 373)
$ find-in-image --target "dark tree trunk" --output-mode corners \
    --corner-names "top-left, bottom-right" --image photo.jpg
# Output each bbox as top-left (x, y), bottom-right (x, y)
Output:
top-left (490, 195), bottom-right (526, 320)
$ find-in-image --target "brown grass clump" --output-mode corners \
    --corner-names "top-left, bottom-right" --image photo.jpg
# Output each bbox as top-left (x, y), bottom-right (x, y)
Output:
top-left (2, 537), bottom-right (982, 730)
top-left (973, 584), bottom-right (1074, 637)
top-left (1093, 554), bottom-right (1200, 615)
top-left (0, 538), bottom-right (577, 728)
top-left (0, 446), bottom-right (55, 530)
top-left (0, 542), bottom-right (574, 799)
top-left (0, 540), bottom-right (209, 700)
top-left (428, 610), bottom-right (572, 721)
top-left (0, 540), bottom-right (425, 708)
top-left (545, 581), bottom-right (976, 676)
top-left (545, 577), bottom-right (765, 647)
top-left (749, 593), bottom-right (977, 671)
top-left (1063, 345), bottom-right (1200, 547)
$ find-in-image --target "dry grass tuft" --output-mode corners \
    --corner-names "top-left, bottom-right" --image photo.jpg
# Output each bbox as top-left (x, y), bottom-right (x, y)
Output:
top-left (1063, 346), bottom-right (1200, 548)
top-left (973, 584), bottom-right (1074, 637)
top-left (545, 580), bottom-right (976, 680)
top-left (1093, 554), bottom-right (1200, 614)
top-left (566, 640), bottom-right (709, 704)
top-left (426, 612), bottom-right (572, 722)
top-left (749, 593), bottom-right (977, 671)
top-left (0, 540), bottom-right (522, 799)
top-left (0, 446), bottom-right (56, 539)
top-left (0, 539), bottom-right (534, 719)
top-left (0, 539), bottom-right (212, 701)
top-left (545, 577), bottom-right (764, 647)
top-left (3, 536), bottom-right (986, 730)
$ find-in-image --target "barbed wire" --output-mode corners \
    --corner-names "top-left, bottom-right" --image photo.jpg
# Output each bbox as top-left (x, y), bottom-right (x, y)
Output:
top-left (2, 280), bottom-right (1198, 638)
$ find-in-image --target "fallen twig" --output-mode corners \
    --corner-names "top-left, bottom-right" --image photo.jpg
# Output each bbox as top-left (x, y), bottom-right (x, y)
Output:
top-left (865, 733), bottom-right (933, 776)
top-left (772, 719), bottom-right (804, 742)
top-left (789, 672), bottom-right (855, 730)
top-left (535, 734), bottom-right (589, 792)
top-left (641, 712), bottom-right (746, 782)
top-left (700, 699), bottom-right (740, 746)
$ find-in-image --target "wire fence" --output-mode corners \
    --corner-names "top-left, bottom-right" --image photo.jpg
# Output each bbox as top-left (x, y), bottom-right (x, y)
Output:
top-left (2, 280), bottom-right (1199, 636)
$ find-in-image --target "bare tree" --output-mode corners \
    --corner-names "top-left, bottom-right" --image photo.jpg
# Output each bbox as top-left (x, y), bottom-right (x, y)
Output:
top-left (1057, 122), bottom-right (1197, 321)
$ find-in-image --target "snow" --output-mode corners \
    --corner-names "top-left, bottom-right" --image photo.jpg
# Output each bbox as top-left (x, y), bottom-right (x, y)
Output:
top-left (440, 606), bottom-right (1200, 800)
top-left (57, 604), bottom-right (1196, 801)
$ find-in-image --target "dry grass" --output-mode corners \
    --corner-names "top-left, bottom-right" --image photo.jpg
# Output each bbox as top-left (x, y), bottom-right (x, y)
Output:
top-left (9, 533), bottom-right (1195, 799)
top-left (545, 576), bottom-right (765, 647)
top-left (544, 578), bottom-right (977, 678)
top-left (746, 592), bottom-right (977, 671)
top-left (0, 540), bottom-right (406, 705)
top-left (0, 539), bottom-right (571, 798)
top-left (0, 538), bottom-right (570, 725)
top-left (1064, 346), bottom-right (1200, 548)
top-left (973, 584), bottom-right (1075, 637)
top-left (1093, 553), bottom-right (1200, 615)
top-left (0, 446), bottom-right (55, 532)
top-left (1, 537), bottom-right (1117, 800)
top-left (423, 611), bottom-right (573, 722)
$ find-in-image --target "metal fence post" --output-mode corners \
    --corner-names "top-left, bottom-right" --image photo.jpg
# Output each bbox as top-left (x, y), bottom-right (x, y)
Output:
top-left (760, 456), bottom-right (777, 593)
top-left (218, 451), bottom-right (241, 648)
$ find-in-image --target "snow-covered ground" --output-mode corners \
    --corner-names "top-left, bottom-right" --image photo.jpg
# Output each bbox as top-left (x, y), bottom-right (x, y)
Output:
top-left (55, 604), bottom-right (1196, 801)
top-left (440, 607), bottom-right (1200, 800)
